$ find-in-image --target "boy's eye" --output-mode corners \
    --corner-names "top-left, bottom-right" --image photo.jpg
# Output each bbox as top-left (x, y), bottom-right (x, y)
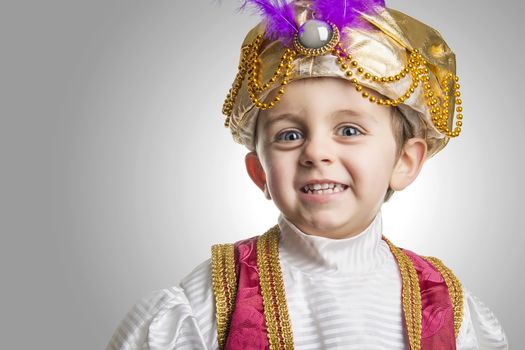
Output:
top-left (276, 130), bottom-right (303, 142)
top-left (337, 125), bottom-right (362, 137)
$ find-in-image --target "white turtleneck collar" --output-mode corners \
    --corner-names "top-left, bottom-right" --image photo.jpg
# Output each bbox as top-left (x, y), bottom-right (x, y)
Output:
top-left (277, 210), bottom-right (392, 275)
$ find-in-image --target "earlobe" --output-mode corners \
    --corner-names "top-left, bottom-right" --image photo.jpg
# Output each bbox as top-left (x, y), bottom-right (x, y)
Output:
top-left (390, 138), bottom-right (427, 191)
top-left (245, 151), bottom-right (267, 193)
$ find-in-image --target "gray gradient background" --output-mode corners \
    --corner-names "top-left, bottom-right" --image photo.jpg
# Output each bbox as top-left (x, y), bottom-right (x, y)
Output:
top-left (1, 0), bottom-right (523, 349)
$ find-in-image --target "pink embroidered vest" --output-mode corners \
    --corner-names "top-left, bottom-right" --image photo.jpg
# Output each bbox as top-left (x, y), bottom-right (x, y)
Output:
top-left (211, 227), bottom-right (463, 350)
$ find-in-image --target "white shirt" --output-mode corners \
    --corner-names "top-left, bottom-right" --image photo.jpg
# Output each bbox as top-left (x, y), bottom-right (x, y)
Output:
top-left (106, 211), bottom-right (508, 349)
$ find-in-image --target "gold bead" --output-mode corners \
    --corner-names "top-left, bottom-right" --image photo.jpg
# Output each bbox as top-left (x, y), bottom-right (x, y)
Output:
top-left (345, 71), bottom-right (353, 77)
top-left (275, 97), bottom-right (281, 101)
top-left (351, 61), bottom-right (358, 67)
top-left (455, 91), bottom-right (461, 97)
top-left (456, 106), bottom-right (463, 112)
top-left (362, 91), bottom-right (369, 98)
top-left (357, 67), bottom-right (364, 73)
top-left (369, 96), bottom-right (376, 102)
top-left (456, 121), bottom-right (462, 126)
top-left (364, 73), bottom-right (371, 79)
top-left (341, 63), bottom-right (349, 70)
top-left (457, 114), bottom-right (463, 120)
top-left (356, 85), bottom-right (363, 92)
top-left (350, 78), bottom-right (358, 84)
top-left (278, 88), bottom-right (285, 94)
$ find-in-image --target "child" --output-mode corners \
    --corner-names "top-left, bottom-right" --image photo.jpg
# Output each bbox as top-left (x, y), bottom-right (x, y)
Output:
top-left (106, 0), bottom-right (508, 349)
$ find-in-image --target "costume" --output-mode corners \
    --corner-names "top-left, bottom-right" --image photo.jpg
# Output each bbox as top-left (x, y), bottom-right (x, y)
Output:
top-left (105, 211), bottom-right (507, 349)
top-left (106, 1), bottom-right (508, 349)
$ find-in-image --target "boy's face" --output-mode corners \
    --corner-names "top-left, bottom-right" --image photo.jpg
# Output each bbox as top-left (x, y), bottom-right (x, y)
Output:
top-left (247, 77), bottom-right (423, 239)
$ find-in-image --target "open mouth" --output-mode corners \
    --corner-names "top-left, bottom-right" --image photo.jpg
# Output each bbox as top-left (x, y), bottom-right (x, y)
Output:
top-left (300, 183), bottom-right (349, 195)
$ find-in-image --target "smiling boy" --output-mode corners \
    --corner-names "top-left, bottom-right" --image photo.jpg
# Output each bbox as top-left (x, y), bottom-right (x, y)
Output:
top-left (106, 1), bottom-right (508, 349)
top-left (246, 78), bottom-right (426, 240)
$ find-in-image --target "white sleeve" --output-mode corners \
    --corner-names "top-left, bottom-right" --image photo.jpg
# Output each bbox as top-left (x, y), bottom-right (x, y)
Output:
top-left (105, 286), bottom-right (208, 350)
top-left (456, 286), bottom-right (508, 350)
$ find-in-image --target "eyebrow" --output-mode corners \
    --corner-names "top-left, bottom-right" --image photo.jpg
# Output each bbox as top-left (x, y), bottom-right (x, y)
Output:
top-left (263, 109), bottom-right (378, 128)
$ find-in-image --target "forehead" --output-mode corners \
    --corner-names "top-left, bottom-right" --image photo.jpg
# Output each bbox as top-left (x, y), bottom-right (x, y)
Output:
top-left (258, 77), bottom-right (389, 129)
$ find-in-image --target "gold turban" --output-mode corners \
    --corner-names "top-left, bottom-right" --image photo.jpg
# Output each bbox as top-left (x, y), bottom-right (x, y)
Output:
top-left (222, 0), bottom-right (462, 158)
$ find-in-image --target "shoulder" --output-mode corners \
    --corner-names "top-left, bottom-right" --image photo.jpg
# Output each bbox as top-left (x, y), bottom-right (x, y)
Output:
top-left (105, 259), bottom-right (214, 350)
top-left (456, 286), bottom-right (508, 349)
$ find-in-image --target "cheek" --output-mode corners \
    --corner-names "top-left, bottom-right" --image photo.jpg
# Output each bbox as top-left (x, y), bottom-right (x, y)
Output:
top-left (265, 151), bottom-right (298, 195)
top-left (345, 144), bottom-right (396, 188)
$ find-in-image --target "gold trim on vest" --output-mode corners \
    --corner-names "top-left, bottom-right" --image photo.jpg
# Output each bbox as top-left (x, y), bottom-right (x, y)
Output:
top-left (211, 243), bottom-right (237, 349)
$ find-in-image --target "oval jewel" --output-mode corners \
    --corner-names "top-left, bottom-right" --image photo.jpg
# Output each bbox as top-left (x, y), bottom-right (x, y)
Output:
top-left (297, 19), bottom-right (333, 49)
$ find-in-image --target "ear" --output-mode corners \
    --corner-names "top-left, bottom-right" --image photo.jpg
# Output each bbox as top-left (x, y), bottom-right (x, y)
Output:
top-left (389, 138), bottom-right (427, 191)
top-left (245, 151), bottom-right (267, 192)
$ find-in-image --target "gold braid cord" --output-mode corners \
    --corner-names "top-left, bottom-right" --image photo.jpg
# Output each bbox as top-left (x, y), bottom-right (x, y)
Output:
top-left (423, 256), bottom-right (464, 337)
top-left (211, 243), bottom-right (237, 349)
top-left (383, 236), bottom-right (422, 350)
top-left (257, 225), bottom-right (295, 350)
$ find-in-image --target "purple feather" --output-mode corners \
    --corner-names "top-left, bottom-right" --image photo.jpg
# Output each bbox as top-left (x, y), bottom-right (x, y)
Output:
top-left (239, 0), bottom-right (297, 45)
top-left (312, 0), bottom-right (385, 30)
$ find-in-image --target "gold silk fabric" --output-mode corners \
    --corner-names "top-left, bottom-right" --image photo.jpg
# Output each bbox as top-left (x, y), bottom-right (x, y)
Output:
top-left (226, 0), bottom-right (457, 158)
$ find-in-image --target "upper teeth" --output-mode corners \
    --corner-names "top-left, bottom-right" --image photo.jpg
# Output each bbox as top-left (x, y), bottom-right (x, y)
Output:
top-left (303, 183), bottom-right (345, 192)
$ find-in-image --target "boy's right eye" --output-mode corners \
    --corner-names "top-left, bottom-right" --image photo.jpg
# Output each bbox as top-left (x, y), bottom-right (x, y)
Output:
top-left (276, 130), bottom-right (303, 142)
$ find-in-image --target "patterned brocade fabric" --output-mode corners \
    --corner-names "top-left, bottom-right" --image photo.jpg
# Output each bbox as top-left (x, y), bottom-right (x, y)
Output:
top-left (105, 211), bottom-right (508, 350)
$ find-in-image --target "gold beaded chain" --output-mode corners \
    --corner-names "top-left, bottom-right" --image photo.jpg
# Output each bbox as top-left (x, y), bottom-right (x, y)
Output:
top-left (222, 34), bottom-right (297, 128)
top-left (222, 34), bottom-right (464, 138)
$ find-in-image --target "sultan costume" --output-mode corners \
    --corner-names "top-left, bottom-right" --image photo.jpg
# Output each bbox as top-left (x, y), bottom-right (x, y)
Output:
top-left (106, 0), bottom-right (508, 348)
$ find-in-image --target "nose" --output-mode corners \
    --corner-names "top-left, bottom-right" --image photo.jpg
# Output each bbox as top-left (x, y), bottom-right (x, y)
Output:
top-left (299, 133), bottom-right (334, 167)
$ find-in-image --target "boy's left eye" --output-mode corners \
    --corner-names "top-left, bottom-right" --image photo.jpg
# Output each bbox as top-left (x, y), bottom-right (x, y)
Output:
top-left (337, 125), bottom-right (362, 137)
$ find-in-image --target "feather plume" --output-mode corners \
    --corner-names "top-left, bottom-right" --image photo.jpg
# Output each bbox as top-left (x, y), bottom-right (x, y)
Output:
top-left (312, 0), bottom-right (385, 30)
top-left (239, 0), bottom-right (297, 45)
